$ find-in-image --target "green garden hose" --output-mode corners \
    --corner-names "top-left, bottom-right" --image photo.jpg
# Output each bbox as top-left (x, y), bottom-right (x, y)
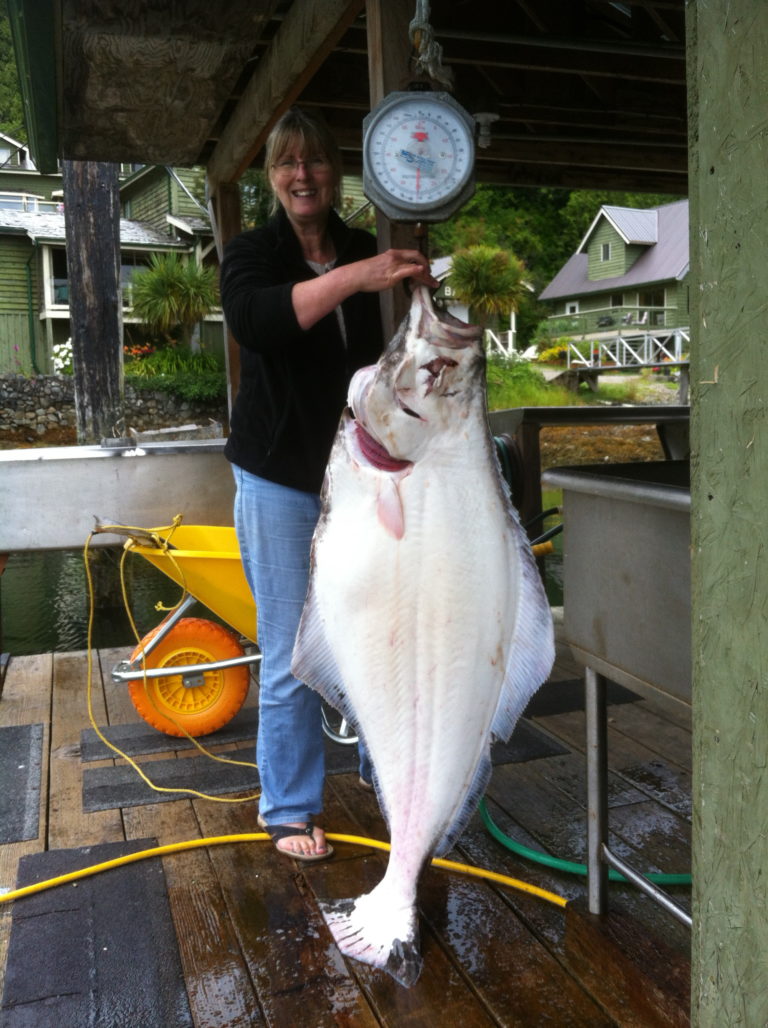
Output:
top-left (479, 797), bottom-right (691, 886)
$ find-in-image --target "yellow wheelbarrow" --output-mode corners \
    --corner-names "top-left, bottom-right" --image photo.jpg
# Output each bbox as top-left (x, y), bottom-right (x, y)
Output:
top-left (103, 515), bottom-right (557, 742)
top-left (105, 521), bottom-right (358, 744)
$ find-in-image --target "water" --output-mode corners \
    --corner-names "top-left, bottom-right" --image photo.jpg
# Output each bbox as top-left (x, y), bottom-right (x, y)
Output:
top-left (1, 539), bottom-right (563, 657)
top-left (0, 547), bottom-right (199, 656)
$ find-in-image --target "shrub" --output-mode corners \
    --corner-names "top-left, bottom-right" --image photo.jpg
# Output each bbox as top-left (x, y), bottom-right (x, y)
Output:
top-left (124, 347), bottom-right (225, 403)
top-left (537, 342), bottom-right (569, 364)
top-left (486, 353), bottom-right (578, 410)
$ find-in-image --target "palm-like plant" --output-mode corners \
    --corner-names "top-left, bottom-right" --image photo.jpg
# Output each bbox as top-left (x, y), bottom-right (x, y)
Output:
top-left (129, 253), bottom-right (219, 348)
top-left (447, 245), bottom-right (527, 328)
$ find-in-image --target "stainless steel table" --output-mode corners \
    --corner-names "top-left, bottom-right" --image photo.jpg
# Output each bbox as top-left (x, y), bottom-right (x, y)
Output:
top-left (542, 460), bottom-right (691, 927)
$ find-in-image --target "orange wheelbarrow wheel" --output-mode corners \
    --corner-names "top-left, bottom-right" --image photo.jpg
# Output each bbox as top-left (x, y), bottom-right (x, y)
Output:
top-left (128, 617), bottom-right (250, 737)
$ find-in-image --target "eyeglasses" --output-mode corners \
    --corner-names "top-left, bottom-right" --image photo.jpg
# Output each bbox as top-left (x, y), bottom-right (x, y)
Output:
top-left (272, 156), bottom-right (331, 174)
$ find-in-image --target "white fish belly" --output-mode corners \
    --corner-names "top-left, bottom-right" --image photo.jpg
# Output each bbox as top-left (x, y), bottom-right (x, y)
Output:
top-left (312, 456), bottom-right (524, 856)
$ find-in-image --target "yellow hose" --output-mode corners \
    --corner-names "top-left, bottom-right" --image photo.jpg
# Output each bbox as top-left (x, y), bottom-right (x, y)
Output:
top-left (0, 832), bottom-right (567, 909)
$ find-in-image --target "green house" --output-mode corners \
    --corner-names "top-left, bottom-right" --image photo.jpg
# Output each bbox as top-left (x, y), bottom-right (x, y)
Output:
top-left (0, 148), bottom-right (220, 375)
top-left (539, 199), bottom-right (690, 342)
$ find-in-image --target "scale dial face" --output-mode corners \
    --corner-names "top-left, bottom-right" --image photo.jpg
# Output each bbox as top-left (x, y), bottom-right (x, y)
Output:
top-left (363, 92), bottom-right (476, 222)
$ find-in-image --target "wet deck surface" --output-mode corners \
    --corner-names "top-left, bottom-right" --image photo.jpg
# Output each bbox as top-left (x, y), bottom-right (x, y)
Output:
top-left (0, 617), bottom-right (692, 1026)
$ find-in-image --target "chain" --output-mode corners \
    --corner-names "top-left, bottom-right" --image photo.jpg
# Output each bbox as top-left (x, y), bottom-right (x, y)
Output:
top-left (408, 0), bottom-right (453, 89)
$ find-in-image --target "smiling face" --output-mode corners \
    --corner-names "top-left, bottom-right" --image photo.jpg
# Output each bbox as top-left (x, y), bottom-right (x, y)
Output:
top-left (269, 141), bottom-right (338, 227)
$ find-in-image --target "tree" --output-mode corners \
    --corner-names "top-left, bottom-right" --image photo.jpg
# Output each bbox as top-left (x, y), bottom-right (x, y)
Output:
top-left (0, 7), bottom-right (25, 140)
top-left (130, 253), bottom-right (219, 349)
top-left (448, 245), bottom-right (528, 330)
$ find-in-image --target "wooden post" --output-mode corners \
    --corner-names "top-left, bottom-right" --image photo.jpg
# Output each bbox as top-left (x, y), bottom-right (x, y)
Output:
top-left (62, 161), bottom-right (123, 444)
top-left (366, 0), bottom-right (423, 337)
top-left (688, 2), bottom-right (768, 1021)
top-left (207, 179), bottom-right (242, 417)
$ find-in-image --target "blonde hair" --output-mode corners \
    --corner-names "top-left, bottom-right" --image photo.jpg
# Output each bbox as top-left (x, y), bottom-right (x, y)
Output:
top-left (265, 107), bottom-right (343, 214)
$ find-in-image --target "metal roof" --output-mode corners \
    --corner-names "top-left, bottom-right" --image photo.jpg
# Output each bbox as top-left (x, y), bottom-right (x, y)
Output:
top-left (539, 199), bottom-right (689, 301)
top-left (577, 205), bottom-right (658, 251)
top-left (0, 209), bottom-right (189, 248)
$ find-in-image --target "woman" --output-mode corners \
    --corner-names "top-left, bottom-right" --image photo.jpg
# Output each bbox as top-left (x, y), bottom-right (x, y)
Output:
top-left (220, 108), bottom-right (436, 860)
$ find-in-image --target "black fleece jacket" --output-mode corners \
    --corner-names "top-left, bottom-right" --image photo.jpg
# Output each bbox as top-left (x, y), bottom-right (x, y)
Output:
top-left (221, 207), bottom-right (384, 493)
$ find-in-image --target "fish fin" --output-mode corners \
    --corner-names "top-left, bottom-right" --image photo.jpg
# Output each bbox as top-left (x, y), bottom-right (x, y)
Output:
top-left (291, 581), bottom-right (352, 718)
top-left (376, 477), bottom-right (405, 539)
top-left (433, 754), bottom-right (493, 857)
top-left (491, 538), bottom-right (556, 742)
top-left (319, 891), bottom-right (422, 987)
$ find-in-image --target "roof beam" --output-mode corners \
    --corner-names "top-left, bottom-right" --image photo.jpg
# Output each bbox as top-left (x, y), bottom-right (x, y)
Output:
top-left (206, 0), bottom-right (366, 185)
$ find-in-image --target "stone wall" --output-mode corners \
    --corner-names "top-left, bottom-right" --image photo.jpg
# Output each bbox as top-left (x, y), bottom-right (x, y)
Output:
top-left (0, 374), bottom-right (227, 440)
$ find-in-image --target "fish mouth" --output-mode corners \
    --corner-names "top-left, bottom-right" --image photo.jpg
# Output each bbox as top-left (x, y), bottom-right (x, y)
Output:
top-left (347, 368), bottom-right (415, 470)
top-left (412, 285), bottom-right (483, 349)
top-left (345, 412), bottom-right (413, 473)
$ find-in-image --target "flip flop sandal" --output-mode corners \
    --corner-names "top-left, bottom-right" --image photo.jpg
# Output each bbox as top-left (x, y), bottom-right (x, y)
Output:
top-left (260, 820), bottom-right (334, 862)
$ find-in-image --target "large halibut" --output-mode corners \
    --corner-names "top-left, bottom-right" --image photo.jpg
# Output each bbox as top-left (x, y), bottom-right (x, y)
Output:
top-left (292, 285), bottom-right (554, 986)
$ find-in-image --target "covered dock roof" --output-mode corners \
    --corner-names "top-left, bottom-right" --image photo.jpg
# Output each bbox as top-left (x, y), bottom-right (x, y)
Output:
top-left (8, 0), bottom-right (688, 195)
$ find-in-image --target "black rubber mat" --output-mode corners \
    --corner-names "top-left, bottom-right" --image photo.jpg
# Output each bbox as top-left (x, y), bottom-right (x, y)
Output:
top-left (0, 724), bottom-right (43, 844)
top-left (82, 718), bottom-right (566, 812)
top-left (491, 718), bottom-right (568, 763)
top-left (523, 677), bottom-right (639, 718)
top-left (1, 839), bottom-right (192, 1027)
top-left (82, 747), bottom-right (261, 811)
top-left (80, 706), bottom-right (259, 762)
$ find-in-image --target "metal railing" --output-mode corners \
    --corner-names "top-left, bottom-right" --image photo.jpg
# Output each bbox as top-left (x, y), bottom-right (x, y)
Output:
top-left (545, 306), bottom-right (679, 338)
top-left (567, 328), bottom-right (690, 370)
top-left (485, 329), bottom-right (516, 357)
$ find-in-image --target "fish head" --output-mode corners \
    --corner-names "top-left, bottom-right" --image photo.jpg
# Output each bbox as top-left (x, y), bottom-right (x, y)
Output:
top-left (348, 286), bottom-right (484, 464)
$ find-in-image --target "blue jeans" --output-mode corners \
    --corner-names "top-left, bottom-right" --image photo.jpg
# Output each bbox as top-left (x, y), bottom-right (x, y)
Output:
top-left (232, 467), bottom-right (372, 824)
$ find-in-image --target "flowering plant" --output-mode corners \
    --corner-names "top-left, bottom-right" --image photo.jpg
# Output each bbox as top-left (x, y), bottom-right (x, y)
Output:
top-left (123, 342), bottom-right (157, 360)
top-left (52, 338), bottom-right (73, 374)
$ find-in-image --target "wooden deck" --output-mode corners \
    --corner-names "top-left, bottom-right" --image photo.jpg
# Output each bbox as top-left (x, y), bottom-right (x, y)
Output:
top-left (0, 618), bottom-right (692, 1026)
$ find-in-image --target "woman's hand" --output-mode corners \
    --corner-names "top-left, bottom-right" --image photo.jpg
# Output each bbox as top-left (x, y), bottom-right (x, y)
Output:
top-left (354, 249), bottom-right (439, 292)
top-left (291, 248), bottom-right (439, 330)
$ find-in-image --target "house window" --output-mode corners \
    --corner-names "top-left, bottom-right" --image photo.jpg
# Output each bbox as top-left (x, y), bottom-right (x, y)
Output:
top-left (565, 302), bottom-right (579, 315)
top-left (52, 249), bottom-right (68, 304)
top-left (611, 293), bottom-right (623, 308)
top-left (121, 254), bottom-right (153, 307)
top-left (601, 243), bottom-right (611, 262)
top-left (639, 288), bottom-right (665, 326)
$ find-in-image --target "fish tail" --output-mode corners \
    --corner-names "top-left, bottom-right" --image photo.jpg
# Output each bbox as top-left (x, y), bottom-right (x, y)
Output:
top-left (319, 889), bottom-right (422, 987)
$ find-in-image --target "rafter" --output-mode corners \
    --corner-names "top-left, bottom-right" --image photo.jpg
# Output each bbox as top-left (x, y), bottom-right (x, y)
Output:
top-left (206, 0), bottom-right (366, 186)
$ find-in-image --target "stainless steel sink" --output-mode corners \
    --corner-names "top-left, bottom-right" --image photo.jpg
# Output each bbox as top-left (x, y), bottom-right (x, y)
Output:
top-left (542, 460), bottom-right (690, 710)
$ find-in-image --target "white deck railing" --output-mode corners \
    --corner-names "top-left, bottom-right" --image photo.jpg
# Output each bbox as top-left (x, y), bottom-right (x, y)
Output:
top-left (484, 329), bottom-right (516, 358)
top-left (567, 328), bottom-right (690, 370)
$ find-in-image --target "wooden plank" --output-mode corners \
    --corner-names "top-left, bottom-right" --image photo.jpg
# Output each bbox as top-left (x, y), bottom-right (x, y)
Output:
top-left (483, 762), bottom-right (692, 946)
top-left (0, 652), bottom-right (52, 729)
top-left (532, 707), bottom-right (692, 774)
top-left (192, 795), bottom-right (383, 1026)
top-left (525, 745), bottom-right (692, 823)
top-left (310, 778), bottom-right (498, 1025)
top-left (327, 774), bottom-right (613, 1026)
top-left (48, 650), bottom-right (125, 849)
top-left (123, 799), bottom-right (264, 1028)
top-left (565, 898), bottom-right (690, 1028)
top-left (490, 760), bottom-right (691, 885)
top-left (206, 180), bottom-right (242, 413)
top-left (207, 0), bottom-right (366, 185)
top-left (690, 3), bottom-right (768, 1020)
top-left (97, 645), bottom-right (142, 726)
top-left (62, 160), bottom-right (123, 443)
top-left (366, 0), bottom-right (423, 336)
top-left (0, 634), bottom-right (697, 1022)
